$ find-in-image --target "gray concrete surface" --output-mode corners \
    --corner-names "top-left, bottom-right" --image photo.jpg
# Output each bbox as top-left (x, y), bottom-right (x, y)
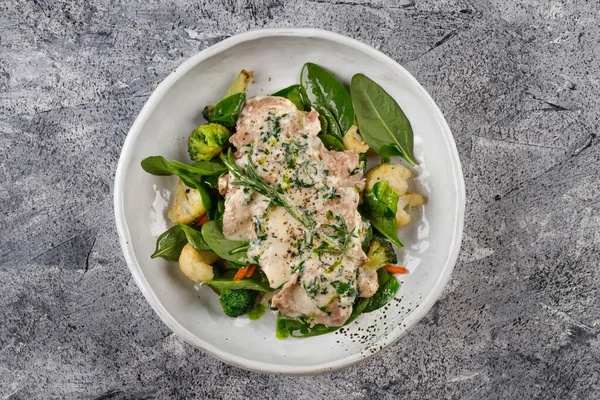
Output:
top-left (1, 0), bottom-right (599, 398)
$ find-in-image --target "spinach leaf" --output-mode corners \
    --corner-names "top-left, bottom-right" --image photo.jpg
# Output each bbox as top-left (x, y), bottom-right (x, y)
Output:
top-left (349, 297), bottom-right (370, 323)
top-left (350, 73), bottom-right (417, 166)
top-left (177, 223), bottom-right (212, 252)
top-left (275, 296), bottom-right (370, 339)
top-left (201, 220), bottom-right (249, 264)
top-left (201, 175), bottom-right (220, 190)
top-left (315, 105), bottom-right (342, 140)
top-left (207, 198), bottom-right (225, 221)
top-left (142, 155), bottom-right (223, 212)
top-left (141, 156), bottom-right (174, 176)
top-left (318, 133), bottom-right (344, 152)
top-left (276, 315), bottom-right (339, 339)
top-left (318, 113), bottom-right (328, 135)
top-left (301, 63), bottom-right (355, 134)
top-left (171, 160), bottom-right (227, 176)
top-left (363, 182), bottom-right (403, 248)
top-left (272, 84), bottom-right (308, 111)
top-left (141, 156), bottom-right (226, 178)
top-left (209, 92), bottom-right (246, 130)
top-left (151, 225), bottom-right (187, 261)
top-left (204, 269), bottom-right (272, 292)
top-left (364, 268), bottom-right (400, 313)
top-left (372, 181), bottom-right (399, 213)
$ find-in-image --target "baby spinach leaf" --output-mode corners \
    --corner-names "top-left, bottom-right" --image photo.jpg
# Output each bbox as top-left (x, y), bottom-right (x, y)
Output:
top-left (363, 268), bottom-right (400, 313)
top-left (141, 156), bottom-right (227, 178)
top-left (301, 63), bottom-right (355, 134)
top-left (207, 198), bottom-right (225, 221)
top-left (150, 225), bottom-right (187, 261)
top-left (171, 160), bottom-right (227, 177)
top-left (209, 92), bottom-right (246, 130)
top-left (275, 296), bottom-right (370, 339)
top-left (350, 73), bottom-right (417, 166)
top-left (204, 269), bottom-right (272, 292)
top-left (318, 133), bottom-right (345, 152)
top-left (349, 297), bottom-right (370, 323)
top-left (141, 156), bottom-right (175, 176)
top-left (363, 182), bottom-right (403, 248)
top-left (315, 105), bottom-right (342, 140)
top-left (272, 84), bottom-right (308, 110)
top-left (177, 223), bottom-right (212, 252)
top-left (201, 220), bottom-right (249, 264)
top-left (318, 113), bottom-right (328, 135)
top-left (275, 315), bottom-right (339, 339)
top-left (372, 181), bottom-right (398, 214)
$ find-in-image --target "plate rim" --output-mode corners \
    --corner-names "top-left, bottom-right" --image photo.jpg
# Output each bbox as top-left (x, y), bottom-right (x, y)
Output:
top-left (113, 27), bottom-right (466, 375)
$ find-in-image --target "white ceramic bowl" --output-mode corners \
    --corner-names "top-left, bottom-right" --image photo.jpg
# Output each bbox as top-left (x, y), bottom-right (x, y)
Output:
top-left (114, 28), bottom-right (465, 374)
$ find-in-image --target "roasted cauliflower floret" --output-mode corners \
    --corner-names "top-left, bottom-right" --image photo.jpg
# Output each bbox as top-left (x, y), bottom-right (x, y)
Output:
top-left (167, 179), bottom-right (206, 224)
top-left (343, 125), bottom-right (369, 153)
top-left (365, 163), bottom-right (411, 194)
top-left (395, 192), bottom-right (426, 227)
top-left (366, 163), bottom-right (426, 227)
top-left (178, 243), bottom-right (220, 283)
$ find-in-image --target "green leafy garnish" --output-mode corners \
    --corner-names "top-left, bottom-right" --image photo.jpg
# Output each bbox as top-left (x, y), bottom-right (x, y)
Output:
top-left (272, 84), bottom-right (308, 111)
top-left (177, 223), bottom-right (211, 252)
top-left (301, 63), bottom-right (355, 134)
top-left (141, 155), bottom-right (218, 212)
top-left (315, 105), bottom-right (342, 141)
top-left (141, 156), bottom-right (227, 177)
top-left (204, 269), bottom-right (272, 292)
top-left (350, 73), bottom-right (416, 165)
top-left (364, 268), bottom-right (400, 313)
top-left (150, 225), bottom-right (187, 261)
top-left (203, 69), bottom-right (253, 130)
top-left (204, 93), bottom-right (246, 130)
top-left (363, 181), bottom-right (403, 248)
top-left (201, 220), bottom-right (249, 264)
top-left (275, 296), bottom-right (370, 339)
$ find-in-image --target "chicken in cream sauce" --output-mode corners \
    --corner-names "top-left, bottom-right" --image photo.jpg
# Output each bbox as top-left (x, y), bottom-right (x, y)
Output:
top-left (219, 96), bottom-right (375, 327)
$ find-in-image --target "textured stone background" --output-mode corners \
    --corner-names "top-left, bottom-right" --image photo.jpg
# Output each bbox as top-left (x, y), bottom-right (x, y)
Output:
top-left (1, 0), bottom-right (599, 398)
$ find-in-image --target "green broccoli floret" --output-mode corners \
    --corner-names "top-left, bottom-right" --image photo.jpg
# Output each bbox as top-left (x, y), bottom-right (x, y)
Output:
top-left (188, 123), bottom-right (231, 161)
top-left (202, 105), bottom-right (216, 123)
top-left (362, 235), bottom-right (397, 270)
top-left (202, 69), bottom-right (253, 123)
top-left (219, 289), bottom-right (259, 317)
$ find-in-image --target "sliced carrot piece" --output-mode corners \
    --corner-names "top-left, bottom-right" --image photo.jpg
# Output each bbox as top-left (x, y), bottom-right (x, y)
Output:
top-left (384, 265), bottom-right (409, 274)
top-left (245, 264), bottom-right (257, 278)
top-left (233, 266), bottom-right (249, 281)
top-left (196, 214), bottom-right (210, 227)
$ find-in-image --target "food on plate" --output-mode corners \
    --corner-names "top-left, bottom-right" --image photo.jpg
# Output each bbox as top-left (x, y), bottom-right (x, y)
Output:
top-left (141, 64), bottom-right (426, 338)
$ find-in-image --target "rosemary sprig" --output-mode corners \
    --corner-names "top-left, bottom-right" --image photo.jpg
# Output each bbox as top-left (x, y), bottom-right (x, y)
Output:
top-left (220, 147), bottom-right (349, 254)
top-left (221, 148), bottom-right (313, 230)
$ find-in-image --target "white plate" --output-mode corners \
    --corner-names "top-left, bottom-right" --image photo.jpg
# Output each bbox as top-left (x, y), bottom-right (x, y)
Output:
top-left (114, 28), bottom-right (465, 374)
